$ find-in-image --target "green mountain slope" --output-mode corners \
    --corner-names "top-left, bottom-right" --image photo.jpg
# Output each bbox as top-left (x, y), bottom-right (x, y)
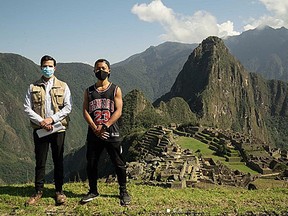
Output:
top-left (154, 36), bottom-right (288, 148)
top-left (111, 42), bottom-right (197, 101)
top-left (0, 53), bottom-right (41, 183)
top-left (0, 56), bottom-right (95, 183)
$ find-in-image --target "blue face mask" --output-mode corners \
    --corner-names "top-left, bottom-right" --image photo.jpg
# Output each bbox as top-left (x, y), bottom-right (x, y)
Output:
top-left (41, 66), bottom-right (54, 78)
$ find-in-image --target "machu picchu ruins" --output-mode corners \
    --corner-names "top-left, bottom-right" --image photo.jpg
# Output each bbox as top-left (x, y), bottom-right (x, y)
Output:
top-left (126, 124), bottom-right (288, 188)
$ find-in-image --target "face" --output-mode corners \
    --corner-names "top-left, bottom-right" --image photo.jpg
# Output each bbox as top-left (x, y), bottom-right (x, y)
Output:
top-left (94, 62), bottom-right (110, 73)
top-left (41, 60), bottom-right (55, 69)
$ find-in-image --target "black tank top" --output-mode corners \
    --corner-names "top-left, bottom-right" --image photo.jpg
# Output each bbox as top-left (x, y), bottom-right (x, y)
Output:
top-left (87, 83), bottom-right (121, 142)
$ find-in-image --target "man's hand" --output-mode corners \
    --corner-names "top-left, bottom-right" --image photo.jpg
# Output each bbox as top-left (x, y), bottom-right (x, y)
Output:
top-left (92, 124), bottom-right (109, 140)
top-left (92, 124), bottom-right (101, 136)
top-left (99, 130), bottom-right (110, 140)
top-left (40, 117), bottom-right (54, 131)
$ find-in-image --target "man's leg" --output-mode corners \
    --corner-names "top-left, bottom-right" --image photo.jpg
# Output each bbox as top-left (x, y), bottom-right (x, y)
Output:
top-left (86, 138), bottom-right (104, 194)
top-left (106, 141), bottom-right (131, 205)
top-left (33, 130), bottom-right (50, 192)
top-left (81, 135), bottom-right (104, 203)
top-left (25, 130), bottom-right (49, 206)
top-left (50, 131), bottom-right (66, 205)
top-left (50, 132), bottom-right (65, 192)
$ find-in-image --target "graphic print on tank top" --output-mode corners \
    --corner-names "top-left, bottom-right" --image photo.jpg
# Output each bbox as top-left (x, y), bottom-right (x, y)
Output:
top-left (88, 97), bottom-right (114, 125)
top-left (88, 83), bottom-right (115, 125)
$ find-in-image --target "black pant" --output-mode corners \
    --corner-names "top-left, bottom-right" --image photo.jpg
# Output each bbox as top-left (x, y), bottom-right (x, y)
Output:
top-left (33, 130), bottom-right (65, 192)
top-left (86, 133), bottom-right (127, 194)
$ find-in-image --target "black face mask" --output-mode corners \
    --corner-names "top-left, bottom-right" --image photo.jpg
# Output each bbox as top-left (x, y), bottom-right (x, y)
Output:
top-left (95, 70), bottom-right (110, 80)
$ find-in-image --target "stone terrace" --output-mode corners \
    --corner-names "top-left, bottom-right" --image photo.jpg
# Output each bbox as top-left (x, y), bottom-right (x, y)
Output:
top-left (127, 125), bottom-right (255, 188)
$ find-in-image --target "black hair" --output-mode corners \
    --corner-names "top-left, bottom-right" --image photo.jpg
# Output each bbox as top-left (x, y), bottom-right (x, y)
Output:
top-left (94, 59), bottom-right (110, 69)
top-left (40, 55), bottom-right (56, 67)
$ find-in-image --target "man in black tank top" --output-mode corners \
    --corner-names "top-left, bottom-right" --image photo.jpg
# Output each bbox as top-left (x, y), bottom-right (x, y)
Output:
top-left (80, 59), bottom-right (131, 206)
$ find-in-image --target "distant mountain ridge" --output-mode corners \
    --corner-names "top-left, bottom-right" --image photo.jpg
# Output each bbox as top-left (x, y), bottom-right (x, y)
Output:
top-left (225, 26), bottom-right (288, 81)
top-left (111, 42), bottom-right (196, 101)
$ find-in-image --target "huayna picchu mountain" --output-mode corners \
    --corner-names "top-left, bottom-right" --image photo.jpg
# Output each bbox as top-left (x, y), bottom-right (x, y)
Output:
top-left (154, 36), bottom-right (288, 146)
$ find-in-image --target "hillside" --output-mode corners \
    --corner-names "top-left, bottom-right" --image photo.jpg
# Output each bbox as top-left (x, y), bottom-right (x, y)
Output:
top-left (112, 42), bottom-right (197, 101)
top-left (111, 26), bottom-right (288, 102)
top-left (0, 53), bottom-right (43, 183)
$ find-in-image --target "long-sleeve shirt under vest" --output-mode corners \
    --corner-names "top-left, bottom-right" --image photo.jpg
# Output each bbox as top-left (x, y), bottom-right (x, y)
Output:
top-left (23, 76), bottom-right (72, 128)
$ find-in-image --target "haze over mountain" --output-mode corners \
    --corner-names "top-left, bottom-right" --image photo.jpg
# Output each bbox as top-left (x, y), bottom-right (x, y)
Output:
top-left (0, 26), bottom-right (288, 184)
top-left (226, 26), bottom-right (288, 81)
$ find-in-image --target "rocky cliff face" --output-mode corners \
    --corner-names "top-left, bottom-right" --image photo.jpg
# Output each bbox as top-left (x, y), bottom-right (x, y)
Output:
top-left (155, 36), bottom-right (288, 144)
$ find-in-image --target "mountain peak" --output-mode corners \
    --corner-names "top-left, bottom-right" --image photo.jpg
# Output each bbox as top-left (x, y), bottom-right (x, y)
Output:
top-left (202, 36), bottom-right (225, 45)
top-left (157, 36), bottom-right (243, 104)
top-left (155, 36), bottom-right (269, 142)
top-left (195, 36), bottom-right (230, 60)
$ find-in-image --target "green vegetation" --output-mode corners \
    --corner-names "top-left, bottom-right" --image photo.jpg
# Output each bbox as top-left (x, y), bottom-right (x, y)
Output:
top-left (176, 136), bottom-right (258, 174)
top-left (1, 181), bottom-right (288, 215)
top-left (177, 136), bottom-right (216, 156)
top-left (266, 116), bottom-right (288, 149)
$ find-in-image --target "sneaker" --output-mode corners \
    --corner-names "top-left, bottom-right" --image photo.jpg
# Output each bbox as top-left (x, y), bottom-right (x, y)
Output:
top-left (55, 191), bottom-right (66, 205)
top-left (80, 192), bottom-right (99, 203)
top-left (25, 191), bottom-right (43, 206)
top-left (120, 190), bottom-right (131, 206)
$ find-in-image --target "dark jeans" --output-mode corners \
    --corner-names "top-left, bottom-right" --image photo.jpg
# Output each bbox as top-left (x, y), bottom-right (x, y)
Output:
top-left (86, 133), bottom-right (127, 194)
top-left (33, 130), bottom-right (65, 192)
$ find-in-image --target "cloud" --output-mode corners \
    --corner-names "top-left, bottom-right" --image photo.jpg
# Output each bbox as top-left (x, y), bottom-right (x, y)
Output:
top-left (131, 0), bottom-right (174, 23)
top-left (260, 0), bottom-right (288, 16)
top-left (218, 21), bottom-right (240, 39)
top-left (131, 0), bottom-right (239, 44)
top-left (244, 0), bottom-right (288, 30)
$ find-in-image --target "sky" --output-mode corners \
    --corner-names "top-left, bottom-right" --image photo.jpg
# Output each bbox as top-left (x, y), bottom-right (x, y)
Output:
top-left (0, 0), bottom-right (288, 66)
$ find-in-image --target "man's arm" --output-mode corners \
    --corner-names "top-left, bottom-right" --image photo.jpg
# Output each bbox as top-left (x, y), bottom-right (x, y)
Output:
top-left (23, 85), bottom-right (44, 126)
top-left (83, 89), bottom-right (99, 134)
top-left (103, 86), bottom-right (123, 128)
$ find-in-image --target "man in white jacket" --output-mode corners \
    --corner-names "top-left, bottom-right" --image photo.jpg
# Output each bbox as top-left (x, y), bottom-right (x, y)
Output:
top-left (23, 55), bottom-right (72, 206)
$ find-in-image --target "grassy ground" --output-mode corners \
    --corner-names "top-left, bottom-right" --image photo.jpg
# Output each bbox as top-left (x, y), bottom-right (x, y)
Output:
top-left (1, 137), bottom-right (287, 215)
top-left (1, 180), bottom-right (288, 215)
